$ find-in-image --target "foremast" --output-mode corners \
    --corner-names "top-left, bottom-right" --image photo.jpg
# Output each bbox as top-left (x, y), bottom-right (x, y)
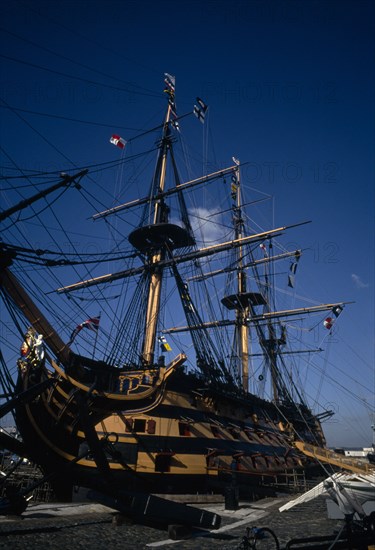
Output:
top-left (141, 85), bottom-right (173, 366)
top-left (127, 74), bottom-right (195, 368)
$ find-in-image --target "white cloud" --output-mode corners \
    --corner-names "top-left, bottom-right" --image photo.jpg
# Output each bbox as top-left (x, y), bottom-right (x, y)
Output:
top-left (189, 206), bottom-right (227, 245)
top-left (351, 273), bottom-right (369, 289)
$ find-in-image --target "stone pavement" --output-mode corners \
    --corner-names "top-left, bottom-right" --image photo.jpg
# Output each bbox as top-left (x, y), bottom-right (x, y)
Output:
top-left (0, 495), bottom-right (344, 549)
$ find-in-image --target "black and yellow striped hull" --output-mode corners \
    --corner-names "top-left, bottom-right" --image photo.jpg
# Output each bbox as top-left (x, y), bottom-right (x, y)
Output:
top-left (14, 366), bottom-right (325, 499)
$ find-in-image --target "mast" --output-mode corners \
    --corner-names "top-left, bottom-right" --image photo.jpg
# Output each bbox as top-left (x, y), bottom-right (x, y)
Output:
top-left (261, 240), bottom-right (280, 402)
top-left (221, 159), bottom-right (268, 392)
top-left (232, 160), bottom-right (250, 392)
top-left (127, 74), bottom-right (184, 367)
top-left (141, 108), bottom-right (171, 365)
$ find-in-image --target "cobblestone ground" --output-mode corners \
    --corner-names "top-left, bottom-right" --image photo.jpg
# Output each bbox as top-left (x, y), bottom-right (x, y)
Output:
top-left (0, 496), bottom-right (352, 550)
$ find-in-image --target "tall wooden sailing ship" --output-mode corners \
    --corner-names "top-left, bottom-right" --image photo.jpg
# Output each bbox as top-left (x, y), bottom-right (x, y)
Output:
top-left (0, 74), bottom-right (347, 500)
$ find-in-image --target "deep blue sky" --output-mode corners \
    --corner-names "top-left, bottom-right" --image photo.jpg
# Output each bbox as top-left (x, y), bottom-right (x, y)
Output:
top-left (1, 0), bottom-right (374, 447)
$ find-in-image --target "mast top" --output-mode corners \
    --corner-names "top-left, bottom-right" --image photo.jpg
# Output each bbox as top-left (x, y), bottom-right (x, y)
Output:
top-left (129, 223), bottom-right (194, 252)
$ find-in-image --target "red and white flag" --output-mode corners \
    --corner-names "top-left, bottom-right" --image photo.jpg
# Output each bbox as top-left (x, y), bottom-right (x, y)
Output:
top-left (81, 317), bottom-right (100, 332)
top-left (110, 134), bottom-right (127, 149)
top-left (69, 316), bottom-right (100, 344)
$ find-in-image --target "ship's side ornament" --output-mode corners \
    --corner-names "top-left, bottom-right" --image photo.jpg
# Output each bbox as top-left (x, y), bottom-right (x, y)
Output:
top-left (17, 328), bottom-right (45, 377)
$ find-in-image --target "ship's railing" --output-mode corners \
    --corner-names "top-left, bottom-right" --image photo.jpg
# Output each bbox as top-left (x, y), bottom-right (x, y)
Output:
top-left (294, 441), bottom-right (375, 474)
top-left (49, 353), bottom-right (186, 402)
